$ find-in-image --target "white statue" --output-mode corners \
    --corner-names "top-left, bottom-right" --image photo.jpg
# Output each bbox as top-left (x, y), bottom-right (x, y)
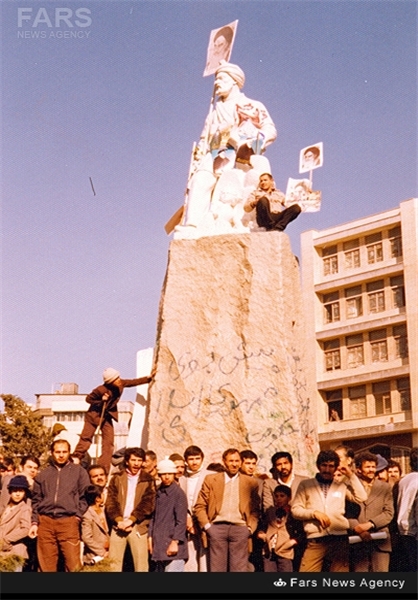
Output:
top-left (174, 63), bottom-right (277, 239)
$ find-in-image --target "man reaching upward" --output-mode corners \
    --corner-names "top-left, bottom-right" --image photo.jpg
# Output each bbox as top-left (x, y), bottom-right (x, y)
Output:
top-left (73, 367), bottom-right (154, 471)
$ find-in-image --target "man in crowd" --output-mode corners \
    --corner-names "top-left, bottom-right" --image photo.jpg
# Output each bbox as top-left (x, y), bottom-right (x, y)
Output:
top-left (88, 464), bottom-right (108, 490)
top-left (106, 447), bottom-right (155, 572)
top-left (244, 173), bottom-right (301, 232)
top-left (397, 447), bottom-right (418, 571)
top-left (194, 448), bottom-right (260, 572)
top-left (349, 451), bottom-right (393, 572)
top-left (73, 367), bottom-right (154, 471)
top-left (29, 440), bottom-right (90, 572)
top-left (179, 445), bottom-right (211, 572)
top-left (0, 455), bottom-right (40, 513)
top-left (240, 449), bottom-right (264, 571)
top-left (263, 451), bottom-right (307, 511)
top-left (387, 460), bottom-right (402, 487)
top-left (148, 458), bottom-right (188, 572)
top-left (169, 453), bottom-right (186, 482)
top-left (291, 449), bottom-right (367, 572)
top-left (143, 450), bottom-right (159, 481)
top-left (88, 464), bottom-right (109, 503)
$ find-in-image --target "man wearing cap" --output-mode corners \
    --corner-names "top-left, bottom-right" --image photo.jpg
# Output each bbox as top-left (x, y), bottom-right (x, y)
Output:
top-left (178, 62), bottom-right (277, 233)
top-left (73, 368), bottom-right (154, 471)
top-left (148, 458), bottom-right (188, 572)
top-left (244, 173), bottom-right (301, 232)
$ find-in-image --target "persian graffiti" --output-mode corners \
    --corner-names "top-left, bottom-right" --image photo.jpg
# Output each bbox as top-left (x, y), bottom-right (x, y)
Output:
top-left (151, 341), bottom-right (316, 474)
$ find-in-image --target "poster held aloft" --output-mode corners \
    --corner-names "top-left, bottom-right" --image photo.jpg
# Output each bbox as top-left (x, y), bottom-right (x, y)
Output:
top-left (203, 20), bottom-right (238, 77)
top-left (299, 142), bottom-right (323, 174)
top-left (285, 177), bottom-right (321, 212)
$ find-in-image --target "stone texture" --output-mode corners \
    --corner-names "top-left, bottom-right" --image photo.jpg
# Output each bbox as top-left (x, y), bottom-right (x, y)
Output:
top-left (147, 232), bottom-right (319, 476)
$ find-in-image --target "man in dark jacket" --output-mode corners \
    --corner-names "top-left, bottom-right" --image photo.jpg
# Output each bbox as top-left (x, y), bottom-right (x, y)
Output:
top-left (106, 447), bottom-right (155, 571)
top-left (28, 440), bottom-right (90, 572)
top-left (73, 367), bottom-right (154, 470)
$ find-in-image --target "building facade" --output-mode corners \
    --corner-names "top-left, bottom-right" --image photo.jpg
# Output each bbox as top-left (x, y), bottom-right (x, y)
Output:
top-left (301, 198), bottom-right (418, 469)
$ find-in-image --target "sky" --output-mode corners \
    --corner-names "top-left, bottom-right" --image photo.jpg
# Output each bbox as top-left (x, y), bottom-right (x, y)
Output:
top-left (1, 0), bottom-right (416, 406)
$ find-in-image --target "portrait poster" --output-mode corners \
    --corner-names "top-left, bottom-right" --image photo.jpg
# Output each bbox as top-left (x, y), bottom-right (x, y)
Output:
top-left (203, 19), bottom-right (238, 77)
top-left (299, 142), bottom-right (323, 174)
top-left (285, 178), bottom-right (321, 212)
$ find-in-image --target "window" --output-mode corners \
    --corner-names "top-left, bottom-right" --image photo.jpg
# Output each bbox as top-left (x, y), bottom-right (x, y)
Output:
top-left (54, 412), bottom-right (84, 422)
top-left (366, 232), bottom-right (383, 264)
top-left (391, 275), bottom-right (405, 308)
top-left (325, 389), bottom-right (343, 421)
top-left (322, 245), bottom-right (338, 276)
top-left (369, 329), bottom-right (388, 362)
top-left (367, 280), bottom-right (385, 313)
top-left (346, 333), bottom-right (364, 368)
top-left (344, 239), bottom-right (360, 269)
top-left (324, 339), bottom-right (341, 371)
top-left (393, 324), bottom-right (408, 359)
top-left (345, 286), bottom-right (362, 319)
top-left (323, 291), bottom-right (340, 324)
top-left (373, 381), bottom-right (391, 415)
top-left (348, 385), bottom-right (367, 419)
top-left (389, 226), bottom-right (403, 258)
top-left (397, 378), bottom-right (411, 411)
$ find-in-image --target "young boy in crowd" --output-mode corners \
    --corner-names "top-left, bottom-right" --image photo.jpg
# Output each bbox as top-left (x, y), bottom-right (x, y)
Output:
top-left (81, 484), bottom-right (110, 565)
top-left (258, 484), bottom-right (301, 572)
top-left (0, 475), bottom-right (32, 569)
top-left (148, 458), bottom-right (188, 572)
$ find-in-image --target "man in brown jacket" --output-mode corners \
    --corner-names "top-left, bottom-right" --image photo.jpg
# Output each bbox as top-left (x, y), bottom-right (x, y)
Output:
top-left (193, 448), bottom-right (260, 572)
top-left (349, 451), bottom-right (394, 572)
top-left (73, 367), bottom-right (154, 470)
top-left (105, 447), bottom-right (155, 571)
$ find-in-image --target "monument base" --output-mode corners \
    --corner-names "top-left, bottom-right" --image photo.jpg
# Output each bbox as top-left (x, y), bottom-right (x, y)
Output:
top-left (147, 232), bottom-right (318, 475)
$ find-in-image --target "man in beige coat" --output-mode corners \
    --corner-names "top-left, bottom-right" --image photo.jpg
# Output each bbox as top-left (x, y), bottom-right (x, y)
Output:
top-left (292, 450), bottom-right (367, 572)
top-left (193, 448), bottom-right (260, 572)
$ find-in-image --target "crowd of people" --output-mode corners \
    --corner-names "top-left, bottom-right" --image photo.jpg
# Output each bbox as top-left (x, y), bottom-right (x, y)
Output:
top-left (0, 441), bottom-right (417, 573)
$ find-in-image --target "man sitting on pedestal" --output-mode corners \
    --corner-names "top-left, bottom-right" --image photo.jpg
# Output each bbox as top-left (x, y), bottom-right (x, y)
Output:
top-left (244, 173), bottom-right (301, 231)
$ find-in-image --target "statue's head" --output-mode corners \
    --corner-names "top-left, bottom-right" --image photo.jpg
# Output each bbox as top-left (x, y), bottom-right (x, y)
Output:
top-left (215, 62), bottom-right (245, 89)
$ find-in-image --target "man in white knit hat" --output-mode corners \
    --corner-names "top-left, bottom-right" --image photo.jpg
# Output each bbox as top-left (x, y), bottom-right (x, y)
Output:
top-left (73, 368), bottom-right (154, 471)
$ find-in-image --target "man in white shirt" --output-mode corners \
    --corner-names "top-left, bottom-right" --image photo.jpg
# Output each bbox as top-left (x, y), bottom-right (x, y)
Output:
top-left (105, 447), bottom-right (155, 571)
top-left (179, 445), bottom-right (211, 572)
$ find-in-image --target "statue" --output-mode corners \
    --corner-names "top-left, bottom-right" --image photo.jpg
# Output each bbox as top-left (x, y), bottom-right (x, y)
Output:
top-left (174, 63), bottom-right (277, 239)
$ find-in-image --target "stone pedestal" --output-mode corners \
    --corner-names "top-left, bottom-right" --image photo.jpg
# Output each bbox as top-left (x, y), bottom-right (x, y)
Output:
top-left (147, 232), bottom-right (318, 475)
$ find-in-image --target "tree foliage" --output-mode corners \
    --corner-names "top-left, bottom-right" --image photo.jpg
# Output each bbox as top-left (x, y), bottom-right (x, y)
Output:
top-left (0, 395), bottom-right (53, 459)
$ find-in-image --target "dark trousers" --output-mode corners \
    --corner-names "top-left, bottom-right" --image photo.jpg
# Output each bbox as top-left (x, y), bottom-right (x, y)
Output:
top-left (73, 411), bottom-right (114, 470)
top-left (255, 197), bottom-right (301, 231)
top-left (207, 523), bottom-right (250, 572)
top-left (398, 535), bottom-right (418, 571)
top-left (263, 554), bottom-right (293, 572)
top-left (37, 515), bottom-right (81, 572)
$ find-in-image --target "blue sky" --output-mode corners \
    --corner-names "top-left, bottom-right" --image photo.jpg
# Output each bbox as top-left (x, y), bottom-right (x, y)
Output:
top-left (1, 0), bottom-right (416, 405)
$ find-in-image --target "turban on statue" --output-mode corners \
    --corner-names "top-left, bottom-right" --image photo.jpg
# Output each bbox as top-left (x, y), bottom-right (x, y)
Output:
top-left (215, 62), bottom-right (245, 89)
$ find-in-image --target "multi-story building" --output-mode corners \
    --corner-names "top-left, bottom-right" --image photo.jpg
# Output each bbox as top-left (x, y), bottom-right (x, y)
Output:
top-left (301, 198), bottom-right (418, 470)
top-left (33, 383), bottom-right (135, 458)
